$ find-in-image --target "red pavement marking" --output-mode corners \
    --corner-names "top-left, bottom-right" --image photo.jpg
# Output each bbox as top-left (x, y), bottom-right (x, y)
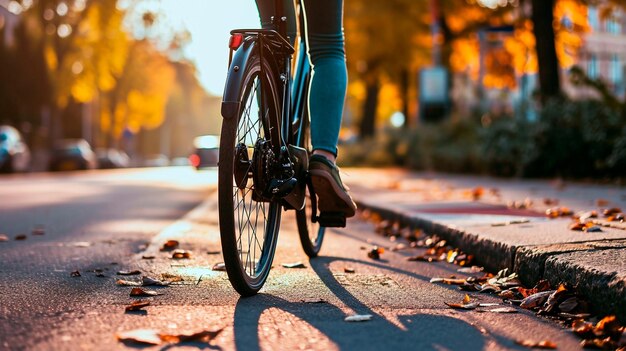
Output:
top-left (414, 204), bottom-right (545, 217)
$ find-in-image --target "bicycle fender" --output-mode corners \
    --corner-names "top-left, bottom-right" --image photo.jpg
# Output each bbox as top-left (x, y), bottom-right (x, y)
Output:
top-left (221, 40), bottom-right (256, 120)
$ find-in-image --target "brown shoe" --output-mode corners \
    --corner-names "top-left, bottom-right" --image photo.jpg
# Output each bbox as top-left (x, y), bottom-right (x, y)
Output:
top-left (309, 155), bottom-right (357, 218)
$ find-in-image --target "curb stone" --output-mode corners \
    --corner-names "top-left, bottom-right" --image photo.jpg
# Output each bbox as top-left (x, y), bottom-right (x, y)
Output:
top-left (354, 199), bottom-right (626, 322)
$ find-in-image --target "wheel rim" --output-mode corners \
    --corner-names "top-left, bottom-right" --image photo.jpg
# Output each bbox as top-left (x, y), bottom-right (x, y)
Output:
top-left (231, 73), bottom-right (280, 282)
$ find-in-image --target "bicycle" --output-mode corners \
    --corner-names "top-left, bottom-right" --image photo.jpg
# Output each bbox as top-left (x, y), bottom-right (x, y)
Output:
top-left (218, 0), bottom-right (346, 296)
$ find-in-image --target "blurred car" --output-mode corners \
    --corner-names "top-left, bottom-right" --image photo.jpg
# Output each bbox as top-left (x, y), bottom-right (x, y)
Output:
top-left (49, 139), bottom-right (97, 171)
top-left (144, 154), bottom-right (170, 167)
top-left (0, 125), bottom-right (31, 173)
top-left (96, 148), bottom-right (130, 169)
top-left (189, 135), bottom-right (219, 169)
top-left (170, 157), bottom-right (191, 166)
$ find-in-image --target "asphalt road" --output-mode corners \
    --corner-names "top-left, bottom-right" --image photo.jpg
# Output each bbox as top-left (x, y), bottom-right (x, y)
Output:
top-left (0, 167), bottom-right (586, 350)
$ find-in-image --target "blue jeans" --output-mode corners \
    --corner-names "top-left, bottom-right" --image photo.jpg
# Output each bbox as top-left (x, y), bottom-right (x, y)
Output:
top-left (254, 0), bottom-right (347, 157)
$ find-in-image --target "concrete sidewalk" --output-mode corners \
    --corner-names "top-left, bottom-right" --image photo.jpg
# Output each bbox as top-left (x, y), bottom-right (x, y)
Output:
top-left (345, 168), bottom-right (626, 321)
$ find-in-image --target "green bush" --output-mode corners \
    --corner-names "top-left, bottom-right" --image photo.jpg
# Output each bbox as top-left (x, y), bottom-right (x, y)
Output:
top-left (339, 97), bottom-right (625, 180)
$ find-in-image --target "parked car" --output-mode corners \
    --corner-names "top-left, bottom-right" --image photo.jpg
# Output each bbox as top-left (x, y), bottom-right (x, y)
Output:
top-left (0, 125), bottom-right (31, 173)
top-left (96, 148), bottom-right (130, 169)
top-left (189, 135), bottom-right (219, 169)
top-left (49, 139), bottom-right (97, 171)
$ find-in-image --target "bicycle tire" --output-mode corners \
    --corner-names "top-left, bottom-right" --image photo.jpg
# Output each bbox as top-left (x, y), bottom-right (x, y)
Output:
top-left (219, 43), bottom-right (282, 296)
top-left (294, 97), bottom-right (326, 258)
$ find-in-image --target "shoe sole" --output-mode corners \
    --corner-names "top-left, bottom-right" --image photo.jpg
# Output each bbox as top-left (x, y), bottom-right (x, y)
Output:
top-left (310, 169), bottom-right (356, 218)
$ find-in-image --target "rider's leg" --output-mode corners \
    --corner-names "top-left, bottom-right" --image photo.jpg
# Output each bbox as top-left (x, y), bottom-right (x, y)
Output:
top-left (301, 0), bottom-right (356, 218)
top-left (301, 0), bottom-right (346, 161)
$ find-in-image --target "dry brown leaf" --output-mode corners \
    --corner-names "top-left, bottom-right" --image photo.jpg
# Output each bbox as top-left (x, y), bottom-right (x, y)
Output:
top-left (125, 300), bottom-right (150, 312)
top-left (161, 273), bottom-right (183, 282)
top-left (117, 270), bottom-right (141, 276)
top-left (520, 290), bottom-right (554, 309)
top-left (367, 246), bottom-right (384, 260)
top-left (515, 339), bottom-right (557, 349)
top-left (172, 249), bottom-right (192, 259)
top-left (15, 234), bottom-right (27, 240)
top-left (130, 288), bottom-right (162, 297)
top-left (70, 270), bottom-right (81, 277)
top-left (472, 187), bottom-right (484, 201)
top-left (603, 208), bottom-right (622, 217)
top-left (116, 279), bottom-right (142, 286)
top-left (117, 329), bottom-right (161, 345)
top-left (558, 297), bottom-right (579, 313)
top-left (158, 328), bottom-right (224, 343)
top-left (581, 337), bottom-right (617, 350)
top-left (572, 319), bottom-right (594, 336)
top-left (160, 240), bottom-right (179, 251)
top-left (344, 267), bottom-right (355, 273)
top-left (212, 263), bottom-right (226, 271)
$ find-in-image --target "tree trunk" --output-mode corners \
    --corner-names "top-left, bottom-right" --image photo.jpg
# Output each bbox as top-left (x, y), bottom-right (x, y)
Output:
top-left (400, 69), bottom-right (410, 128)
top-left (531, 0), bottom-right (560, 103)
top-left (358, 77), bottom-right (380, 138)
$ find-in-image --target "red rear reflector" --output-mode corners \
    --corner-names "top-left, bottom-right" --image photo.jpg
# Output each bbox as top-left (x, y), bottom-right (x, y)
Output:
top-left (229, 34), bottom-right (244, 50)
top-left (189, 154), bottom-right (200, 167)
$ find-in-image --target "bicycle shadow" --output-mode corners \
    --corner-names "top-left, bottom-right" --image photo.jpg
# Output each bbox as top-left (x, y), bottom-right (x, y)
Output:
top-left (232, 255), bottom-right (501, 351)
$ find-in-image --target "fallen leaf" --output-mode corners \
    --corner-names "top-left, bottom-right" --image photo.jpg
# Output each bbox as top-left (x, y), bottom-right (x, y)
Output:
top-left (344, 314), bottom-right (372, 322)
top-left (520, 290), bottom-right (555, 310)
top-left (543, 198), bottom-right (559, 206)
top-left (0, 234), bottom-right (8, 242)
top-left (572, 319), bottom-right (594, 337)
top-left (430, 277), bottom-right (467, 285)
top-left (445, 302), bottom-right (480, 310)
top-left (472, 187), bottom-right (484, 201)
top-left (117, 270), bottom-right (141, 276)
top-left (160, 240), bottom-right (179, 251)
top-left (489, 307), bottom-right (518, 313)
top-left (15, 234), bottom-right (27, 240)
top-left (457, 266), bottom-right (484, 274)
top-left (558, 297), bottom-right (579, 312)
top-left (515, 339), bottom-right (557, 349)
top-left (367, 246), bottom-right (384, 260)
top-left (603, 208), bottom-right (622, 217)
top-left (117, 329), bottom-right (161, 345)
top-left (445, 295), bottom-right (480, 310)
top-left (207, 250), bottom-right (221, 255)
top-left (70, 270), bottom-right (81, 277)
top-left (116, 279), bottom-right (142, 286)
top-left (142, 276), bottom-right (169, 286)
top-left (479, 303), bottom-right (500, 307)
top-left (159, 328), bottom-right (224, 343)
top-left (172, 249), bottom-right (192, 259)
top-left (125, 300), bottom-right (150, 312)
top-left (344, 267), bottom-right (355, 273)
top-left (141, 255), bottom-right (155, 260)
top-left (282, 262), bottom-right (306, 269)
top-left (161, 273), bottom-right (183, 282)
top-left (581, 337), bottom-right (617, 350)
top-left (130, 288), bottom-right (162, 297)
top-left (212, 263), bottom-right (226, 271)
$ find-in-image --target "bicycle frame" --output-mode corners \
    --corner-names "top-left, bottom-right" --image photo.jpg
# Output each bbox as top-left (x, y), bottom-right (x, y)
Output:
top-left (222, 0), bottom-right (312, 211)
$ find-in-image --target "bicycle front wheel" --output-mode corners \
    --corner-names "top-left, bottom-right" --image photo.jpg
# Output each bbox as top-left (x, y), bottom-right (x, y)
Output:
top-left (218, 46), bottom-right (282, 296)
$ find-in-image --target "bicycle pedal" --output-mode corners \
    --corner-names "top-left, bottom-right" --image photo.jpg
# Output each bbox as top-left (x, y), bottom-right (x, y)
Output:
top-left (316, 212), bottom-right (346, 228)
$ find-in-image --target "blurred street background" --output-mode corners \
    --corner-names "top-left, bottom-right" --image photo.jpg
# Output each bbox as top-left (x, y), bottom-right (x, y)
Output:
top-left (1, 0), bottom-right (625, 177)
